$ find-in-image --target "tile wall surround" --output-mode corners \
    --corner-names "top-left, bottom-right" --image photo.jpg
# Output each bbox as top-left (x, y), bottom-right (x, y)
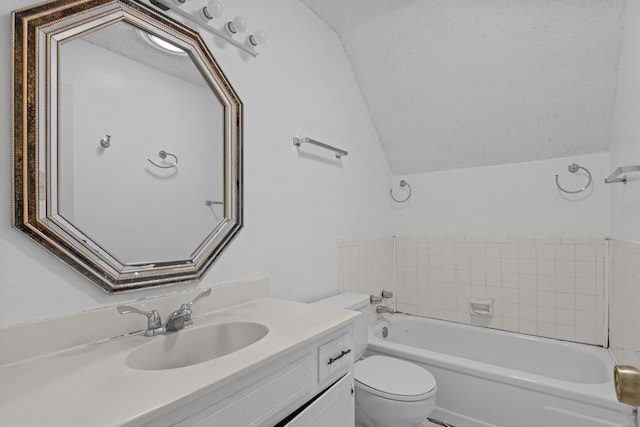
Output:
top-left (338, 236), bottom-right (607, 346)
top-left (609, 239), bottom-right (640, 363)
top-left (337, 237), bottom-right (395, 324)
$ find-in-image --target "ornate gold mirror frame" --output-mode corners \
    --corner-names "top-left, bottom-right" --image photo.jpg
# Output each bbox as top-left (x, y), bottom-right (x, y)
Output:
top-left (12, 0), bottom-right (243, 293)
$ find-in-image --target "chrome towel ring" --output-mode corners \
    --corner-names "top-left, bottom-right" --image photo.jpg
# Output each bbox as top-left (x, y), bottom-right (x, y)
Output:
top-left (148, 150), bottom-right (178, 169)
top-left (390, 180), bottom-right (412, 203)
top-left (555, 163), bottom-right (592, 194)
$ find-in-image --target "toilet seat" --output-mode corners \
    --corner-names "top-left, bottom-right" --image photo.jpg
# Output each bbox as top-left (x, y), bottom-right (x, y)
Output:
top-left (354, 355), bottom-right (436, 402)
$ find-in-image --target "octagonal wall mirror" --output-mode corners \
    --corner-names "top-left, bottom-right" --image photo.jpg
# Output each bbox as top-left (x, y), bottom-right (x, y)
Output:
top-left (12, 0), bottom-right (243, 293)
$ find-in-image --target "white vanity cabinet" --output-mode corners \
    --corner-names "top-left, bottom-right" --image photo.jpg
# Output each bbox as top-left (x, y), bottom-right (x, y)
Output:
top-left (142, 326), bottom-right (355, 427)
top-left (282, 372), bottom-right (354, 427)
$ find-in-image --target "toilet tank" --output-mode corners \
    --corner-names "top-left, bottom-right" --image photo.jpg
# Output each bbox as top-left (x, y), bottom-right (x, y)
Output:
top-left (313, 293), bottom-right (369, 360)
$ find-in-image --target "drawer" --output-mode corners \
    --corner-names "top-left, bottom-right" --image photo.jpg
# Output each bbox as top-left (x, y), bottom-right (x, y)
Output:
top-left (318, 333), bottom-right (353, 386)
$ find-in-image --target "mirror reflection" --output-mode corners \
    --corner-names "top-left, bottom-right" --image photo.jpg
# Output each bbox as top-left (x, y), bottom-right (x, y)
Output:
top-left (57, 22), bottom-right (224, 263)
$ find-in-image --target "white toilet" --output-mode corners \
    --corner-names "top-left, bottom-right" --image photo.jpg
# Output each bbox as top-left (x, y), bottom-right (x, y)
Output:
top-left (314, 293), bottom-right (437, 427)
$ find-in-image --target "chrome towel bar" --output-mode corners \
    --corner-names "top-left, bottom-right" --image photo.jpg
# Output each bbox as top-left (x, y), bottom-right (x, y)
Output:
top-left (293, 137), bottom-right (348, 159)
top-left (605, 165), bottom-right (640, 184)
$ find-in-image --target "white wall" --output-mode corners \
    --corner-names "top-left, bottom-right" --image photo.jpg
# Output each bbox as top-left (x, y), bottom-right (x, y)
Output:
top-left (0, 0), bottom-right (392, 326)
top-left (610, 0), bottom-right (640, 241)
top-left (391, 152), bottom-right (611, 237)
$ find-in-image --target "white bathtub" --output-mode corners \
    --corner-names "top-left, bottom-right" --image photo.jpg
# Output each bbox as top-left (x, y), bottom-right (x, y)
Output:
top-left (366, 314), bottom-right (636, 427)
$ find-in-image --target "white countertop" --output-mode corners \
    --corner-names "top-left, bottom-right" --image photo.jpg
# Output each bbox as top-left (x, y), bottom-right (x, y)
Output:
top-left (0, 298), bottom-right (357, 427)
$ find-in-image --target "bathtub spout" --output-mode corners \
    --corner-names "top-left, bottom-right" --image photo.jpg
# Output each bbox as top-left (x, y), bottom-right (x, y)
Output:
top-left (376, 305), bottom-right (395, 314)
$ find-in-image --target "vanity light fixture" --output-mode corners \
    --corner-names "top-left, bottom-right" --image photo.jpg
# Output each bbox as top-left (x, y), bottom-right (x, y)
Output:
top-left (138, 30), bottom-right (188, 55)
top-left (247, 30), bottom-right (268, 48)
top-left (199, 0), bottom-right (223, 22)
top-left (224, 16), bottom-right (246, 36)
top-left (149, 0), bottom-right (267, 57)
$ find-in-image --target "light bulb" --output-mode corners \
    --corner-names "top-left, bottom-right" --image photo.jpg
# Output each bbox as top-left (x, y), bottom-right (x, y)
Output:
top-left (247, 30), bottom-right (268, 47)
top-left (232, 16), bottom-right (247, 32)
top-left (199, 0), bottom-right (223, 21)
top-left (225, 16), bottom-right (246, 35)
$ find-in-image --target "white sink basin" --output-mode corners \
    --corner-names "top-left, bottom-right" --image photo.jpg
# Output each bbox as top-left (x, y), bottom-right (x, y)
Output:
top-left (125, 321), bottom-right (269, 370)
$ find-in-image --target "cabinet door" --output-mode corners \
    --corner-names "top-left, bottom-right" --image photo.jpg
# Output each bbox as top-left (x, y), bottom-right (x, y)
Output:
top-left (285, 373), bottom-right (354, 427)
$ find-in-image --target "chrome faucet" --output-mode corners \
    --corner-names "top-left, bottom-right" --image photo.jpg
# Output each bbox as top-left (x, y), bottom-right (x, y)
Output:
top-left (376, 305), bottom-right (395, 314)
top-left (164, 288), bottom-right (212, 332)
top-left (117, 306), bottom-right (165, 336)
top-left (117, 288), bottom-right (212, 335)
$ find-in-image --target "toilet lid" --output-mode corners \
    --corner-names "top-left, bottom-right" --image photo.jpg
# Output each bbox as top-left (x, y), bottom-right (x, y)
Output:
top-left (354, 356), bottom-right (436, 402)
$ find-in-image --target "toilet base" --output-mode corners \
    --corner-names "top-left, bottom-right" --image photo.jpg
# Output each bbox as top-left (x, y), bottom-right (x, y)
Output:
top-left (354, 384), bottom-right (436, 427)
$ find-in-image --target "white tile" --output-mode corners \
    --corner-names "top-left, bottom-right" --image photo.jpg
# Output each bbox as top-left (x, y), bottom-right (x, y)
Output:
top-left (470, 257), bottom-right (486, 272)
top-left (556, 276), bottom-right (576, 293)
top-left (576, 294), bottom-right (597, 311)
top-left (536, 245), bottom-right (555, 260)
top-left (518, 274), bottom-right (537, 290)
top-left (575, 245), bottom-right (597, 261)
top-left (442, 243), bottom-right (456, 256)
top-left (502, 317), bottom-right (519, 332)
top-left (486, 271), bottom-right (501, 286)
top-left (556, 325), bottom-right (576, 341)
top-left (471, 285), bottom-right (487, 298)
top-left (537, 291), bottom-right (556, 307)
top-left (575, 277), bottom-right (597, 295)
top-left (537, 322), bottom-right (556, 338)
top-left (456, 284), bottom-right (471, 297)
top-left (469, 243), bottom-right (486, 257)
top-left (520, 320), bottom-right (537, 335)
top-left (486, 258), bottom-right (502, 272)
top-left (556, 261), bottom-right (576, 277)
top-left (519, 289), bottom-right (537, 305)
top-left (555, 245), bottom-right (575, 260)
top-left (518, 244), bottom-right (536, 259)
top-left (576, 310), bottom-right (598, 328)
top-left (501, 244), bottom-right (519, 258)
top-left (556, 309), bottom-right (576, 326)
top-left (456, 256), bottom-right (471, 271)
top-left (503, 288), bottom-right (519, 303)
top-left (455, 243), bottom-right (470, 257)
top-left (470, 271), bottom-right (486, 286)
top-left (575, 261), bottom-right (597, 279)
top-left (502, 273), bottom-right (519, 288)
top-left (442, 256), bottom-right (456, 270)
top-left (486, 243), bottom-right (501, 258)
top-left (518, 259), bottom-right (536, 275)
top-left (456, 269), bottom-right (471, 284)
top-left (556, 293), bottom-right (576, 310)
top-left (501, 258), bottom-right (519, 273)
top-left (537, 275), bottom-right (555, 291)
top-left (575, 327), bottom-right (597, 344)
top-left (503, 302), bottom-right (519, 317)
top-left (537, 306), bottom-right (555, 322)
top-left (519, 305), bottom-right (537, 321)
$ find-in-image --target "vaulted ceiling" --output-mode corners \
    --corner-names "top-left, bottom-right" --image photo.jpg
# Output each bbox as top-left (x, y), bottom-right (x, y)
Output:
top-left (301, 0), bottom-right (625, 174)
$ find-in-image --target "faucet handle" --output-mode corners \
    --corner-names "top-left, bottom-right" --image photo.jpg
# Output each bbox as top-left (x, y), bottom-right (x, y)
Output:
top-left (178, 288), bottom-right (212, 326)
top-left (117, 305), bottom-right (165, 336)
top-left (180, 288), bottom-right (212, 310)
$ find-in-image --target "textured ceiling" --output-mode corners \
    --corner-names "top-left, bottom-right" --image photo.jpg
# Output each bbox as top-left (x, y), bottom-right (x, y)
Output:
top-left (302, 0), bottom-right (625, 174)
